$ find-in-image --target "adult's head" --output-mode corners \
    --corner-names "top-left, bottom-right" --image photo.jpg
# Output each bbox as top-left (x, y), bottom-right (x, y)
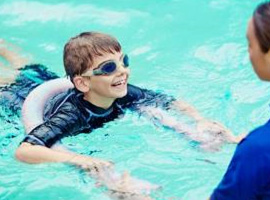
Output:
top-left (247, 2), bottom-right (270, 80)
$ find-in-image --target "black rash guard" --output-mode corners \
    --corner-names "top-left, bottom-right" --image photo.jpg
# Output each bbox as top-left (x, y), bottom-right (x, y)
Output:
top-left (0, 64), bottom-right (175, 147)
top-left (22, 84), bottom-right (176, 147)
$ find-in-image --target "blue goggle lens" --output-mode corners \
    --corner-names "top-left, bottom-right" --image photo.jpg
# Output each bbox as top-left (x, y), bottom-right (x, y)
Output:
top-left (102, 62), bottom-right (117, 74)
top-left (123, 54), bottom-right (129, 67)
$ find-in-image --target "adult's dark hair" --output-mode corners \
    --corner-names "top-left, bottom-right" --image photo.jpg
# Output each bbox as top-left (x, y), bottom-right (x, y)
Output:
top-left (64, 32), bottom-right (121, 82)
top-left (253, 1), bottom-right (270, 53)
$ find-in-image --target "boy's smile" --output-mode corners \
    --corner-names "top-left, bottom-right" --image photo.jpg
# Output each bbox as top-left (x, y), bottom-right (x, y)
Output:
top-left (111, 77), bottom-right (127, 89)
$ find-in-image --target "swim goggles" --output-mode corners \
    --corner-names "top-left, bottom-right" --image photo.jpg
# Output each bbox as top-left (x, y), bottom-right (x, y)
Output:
top-left (81, 54), bottom-right (129, 76)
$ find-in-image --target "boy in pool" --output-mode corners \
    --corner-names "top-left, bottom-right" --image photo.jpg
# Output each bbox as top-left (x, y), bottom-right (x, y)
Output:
top-left (0, 39), bottom-right (158, 199)
top-left (0, 32), bottom-right (242, 197)
top-left (13, 32), bottom-right (243, 166)
top-left (0, 32), bottom-right (243, 159)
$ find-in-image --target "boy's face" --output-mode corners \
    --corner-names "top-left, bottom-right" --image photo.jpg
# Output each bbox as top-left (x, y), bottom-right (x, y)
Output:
top-left (83, 51), bottom-right (130, 103)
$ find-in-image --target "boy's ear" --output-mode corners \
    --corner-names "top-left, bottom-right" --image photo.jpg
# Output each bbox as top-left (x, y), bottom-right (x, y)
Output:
top-left (72, 76), bottom-right (91, 93)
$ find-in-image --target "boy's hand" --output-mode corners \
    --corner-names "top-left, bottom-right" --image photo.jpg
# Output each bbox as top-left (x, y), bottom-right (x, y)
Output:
top-left (110, 171), bottom-right (160, 193)
top-left (196, 120), bottom-right (247, 143)
top-left (106, 171), bottom-right (158, 200)
top-left (108, 190), bottom-right (153, 200)
top-left (69, 154), bottom-right (114, 174)
top-left (196, 119), bottom-right (232, 141)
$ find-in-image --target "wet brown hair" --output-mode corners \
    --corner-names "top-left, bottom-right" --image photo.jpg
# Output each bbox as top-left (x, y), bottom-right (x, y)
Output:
top-left (63, 32), bottom-right (121, 81)
top-left (253, 1), bottom-right (270, 53)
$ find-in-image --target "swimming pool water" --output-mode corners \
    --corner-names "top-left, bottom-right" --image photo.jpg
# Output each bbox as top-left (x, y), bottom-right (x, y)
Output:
top-left (0, 0), bottom-right (269, 199)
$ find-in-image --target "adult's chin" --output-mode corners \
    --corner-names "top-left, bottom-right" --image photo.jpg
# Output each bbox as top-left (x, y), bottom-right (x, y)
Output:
top-left (253, 65), bottom-right (270, 81)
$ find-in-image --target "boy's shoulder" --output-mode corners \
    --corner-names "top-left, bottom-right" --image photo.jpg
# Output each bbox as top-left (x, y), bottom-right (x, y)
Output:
top-left (117, 84), bottom-right (175, 109)
top-left (116, 84), bottom-right (146, 107)
top-left (43, 88), bottom-right (84, 119)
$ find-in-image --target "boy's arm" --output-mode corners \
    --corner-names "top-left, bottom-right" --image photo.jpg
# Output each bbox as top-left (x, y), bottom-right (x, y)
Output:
top-left (171, 100), bottom-right (245, 143)
top-left (16, 142), bottom-right (159, 199)
top-left (123, 85), bottom-right (242, 143)
top-left (171, 100), bottom-right (204, 121)
top-left (18, 99), bottom-right (112, 168)
top-left (16, 142), bottom-right (158, 199)
top-left (141, 100), bottom-right (242, 144)
top-left (139, 106), bottom-right (196, 136)
top-left (123, 84), bottom-right (207, 122)
top-left (15, 142), bottom-right (111, 169)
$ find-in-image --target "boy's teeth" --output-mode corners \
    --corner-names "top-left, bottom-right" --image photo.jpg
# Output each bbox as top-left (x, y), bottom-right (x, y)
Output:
top-left (114, 80), bottom-right (125, 85)
top-left (113, 80), bottom-right (126, 86)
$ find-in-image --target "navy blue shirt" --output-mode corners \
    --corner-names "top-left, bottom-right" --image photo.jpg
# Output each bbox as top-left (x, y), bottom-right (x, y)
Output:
top-left (211, 120), bottom-right (270, 200)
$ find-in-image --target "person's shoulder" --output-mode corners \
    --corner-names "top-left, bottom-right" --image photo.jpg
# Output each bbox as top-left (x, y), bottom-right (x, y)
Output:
top-left (125, 84), bottom-right (146, 98)
top-left (237, 120), bottom-right (270, 156)
top-left (44, 88), bottom-right (82, 117)
top-left (114, 84), bottom-right (144, 108)
top-left (245, 121), bottom-right (270, 146)
top-left (126, 83), bottom-right (158, 97)
top-left (127, 83), bottom-right (145, 92)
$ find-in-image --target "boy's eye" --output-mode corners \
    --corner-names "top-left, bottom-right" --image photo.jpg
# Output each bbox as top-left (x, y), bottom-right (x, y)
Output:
top-left (102, 62), bottom-right (117, 73)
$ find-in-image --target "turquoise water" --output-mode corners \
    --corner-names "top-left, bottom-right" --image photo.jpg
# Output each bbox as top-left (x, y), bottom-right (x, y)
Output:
top-left (1, 0), bottom-right (270, 199)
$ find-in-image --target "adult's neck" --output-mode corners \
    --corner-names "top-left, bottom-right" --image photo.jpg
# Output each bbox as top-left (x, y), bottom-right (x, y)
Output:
top-left (83, 92), bottom-right (115, 109)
